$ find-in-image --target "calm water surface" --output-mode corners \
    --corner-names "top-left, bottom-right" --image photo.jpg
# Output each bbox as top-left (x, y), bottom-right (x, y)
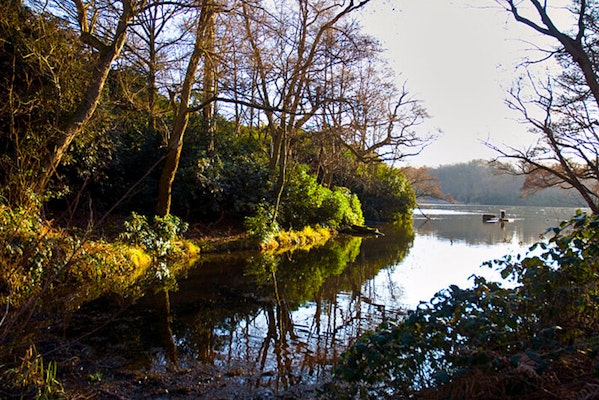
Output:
top-left (89, 205), bottom-right (586, 392)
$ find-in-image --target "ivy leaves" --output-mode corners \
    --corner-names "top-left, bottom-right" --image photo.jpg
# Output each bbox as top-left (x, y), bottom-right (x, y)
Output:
top-left (335, 211), bottom-right (599, 398)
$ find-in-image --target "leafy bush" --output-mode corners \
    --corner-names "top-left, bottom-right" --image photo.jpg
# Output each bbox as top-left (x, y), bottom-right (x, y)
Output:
top-left (120, 212), bottom-right (188, 257)
top-left (336, 162), bottom-right (415, 222)
top-left (119, 212), bottom-right (188, 281)
top-left (319, 186), bottom-right (364, 228)
top-left (174, 119), bottom-right (272, 220)
top-left (335, 211), bottom-right (599, 398)
top-left (244, 203), bottom-right (280, 243)
top-left (0, 204), bottom-right (75, 304)
top-left (280, 165), bottom-right (364, 229)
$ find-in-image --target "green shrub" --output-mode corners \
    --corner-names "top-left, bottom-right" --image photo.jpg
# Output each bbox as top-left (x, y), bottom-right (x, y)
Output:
top-left (119, 212), bottom-right (188, 280)
top-left (351, 163), bottom-right (415, 222)
top-left (174, 119), bottom-right (272, 219)
top-left (280, 165), bottom-right (364, 229)
top-left (244, 203), bottom-right (280, 243)
top-left (318, 186), bottom-right (364, 228)
top-left (120, 212), bottom-right (187, 257)
top-left (0, 204), bottom-right (76, 303)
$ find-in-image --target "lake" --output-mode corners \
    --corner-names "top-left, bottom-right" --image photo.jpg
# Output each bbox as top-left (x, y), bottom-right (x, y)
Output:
top-left (82, 204), bottom-right (585, 395)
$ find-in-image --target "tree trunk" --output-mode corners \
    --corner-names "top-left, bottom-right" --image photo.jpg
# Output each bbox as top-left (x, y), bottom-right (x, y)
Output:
top-left (271, 133), bottom-right (288, 224)
top-left (202, 5), bottom-right (217, 153)
top-left (156, 1), bottom-right (216, 216)
top-left (37, 0), bottom-right (134, 195)
top-left (156, 109), bottom-right (190, 216)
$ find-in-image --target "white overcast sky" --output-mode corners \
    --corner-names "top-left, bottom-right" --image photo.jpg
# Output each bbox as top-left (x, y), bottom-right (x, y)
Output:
top-left (359, 0), bottom-right (558, 167)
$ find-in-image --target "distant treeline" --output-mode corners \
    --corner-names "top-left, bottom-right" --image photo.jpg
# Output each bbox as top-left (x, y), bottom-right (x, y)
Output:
top-left (430, 160), bottom-right (586, 207)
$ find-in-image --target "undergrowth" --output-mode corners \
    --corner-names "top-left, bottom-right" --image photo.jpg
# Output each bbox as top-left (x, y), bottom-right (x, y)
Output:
top-left (0, 206), bottom-right (196, 398)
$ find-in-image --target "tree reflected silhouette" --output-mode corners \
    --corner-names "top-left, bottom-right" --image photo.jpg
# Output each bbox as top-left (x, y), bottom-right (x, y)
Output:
top-left (74, 220), bottom-right (414, 392)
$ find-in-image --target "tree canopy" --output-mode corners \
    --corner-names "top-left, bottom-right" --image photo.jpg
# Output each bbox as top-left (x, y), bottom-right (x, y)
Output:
top-left (0, 0), bottom-right (426, 230)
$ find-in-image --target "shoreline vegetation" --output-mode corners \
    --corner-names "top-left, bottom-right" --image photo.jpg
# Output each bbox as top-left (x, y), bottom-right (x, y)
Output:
top-left (5, 208), bottom-right (599, 400)
top-left (2, 0), bottom-right (599, 397)
top-left (0, 205), bottom-right (385, 399)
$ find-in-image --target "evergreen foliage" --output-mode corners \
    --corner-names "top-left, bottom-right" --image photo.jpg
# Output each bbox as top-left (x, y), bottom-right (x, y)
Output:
top-left (348, 163), bottom-right (416, 222)
top-left (279, 164), bottom-right (364, 230)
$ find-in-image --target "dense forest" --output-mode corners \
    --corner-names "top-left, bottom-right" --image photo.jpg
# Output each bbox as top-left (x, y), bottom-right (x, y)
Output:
top-left (430, 160), bottom-right (587, 207)
top-left (0, 0), bottom-right (421, 230)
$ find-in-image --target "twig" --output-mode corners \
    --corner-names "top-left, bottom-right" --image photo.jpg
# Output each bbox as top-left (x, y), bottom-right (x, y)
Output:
top-left (416, 204), bottom-right (431, 220)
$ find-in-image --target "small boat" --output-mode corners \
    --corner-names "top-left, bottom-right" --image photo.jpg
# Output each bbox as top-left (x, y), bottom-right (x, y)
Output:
top-left (482, 214), bottom-right (498, 222)
top-left (483, 217), bottom-right (500, 223)
top-left (482, 210), bottom-right (510, 223)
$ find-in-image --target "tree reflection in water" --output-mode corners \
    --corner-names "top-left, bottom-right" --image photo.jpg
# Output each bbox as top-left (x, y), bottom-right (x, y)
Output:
top-left (87, 220), bottom-right (414, 393)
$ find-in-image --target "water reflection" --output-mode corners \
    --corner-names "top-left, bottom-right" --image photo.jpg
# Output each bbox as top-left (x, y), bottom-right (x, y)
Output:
top-left (86, 221), bottom-right (414, 391)
top-left (78, 206), bottom-right (583, 394)
top-left (414, 204), bottom-right (581, 245)
top-left (167, 225), bottom-right (413, 389)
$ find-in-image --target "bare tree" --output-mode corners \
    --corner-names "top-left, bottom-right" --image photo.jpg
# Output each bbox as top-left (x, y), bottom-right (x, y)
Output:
top-left (156, 0), bottom-right (219, 216)
top-left (491, 0), bottom-right (599, 213)
top-left (123, 1), bottom-right (186, 140)
top-left (319, 60), bottom-right (431, 165)
top-left (489, 73), bottom-right (599, 212)
top-left (233, 0), bottom-right (373, 220)
top-left (401, 166), bottom-right (453, 202)
top-left (37, 0), bottom-right (143, 195)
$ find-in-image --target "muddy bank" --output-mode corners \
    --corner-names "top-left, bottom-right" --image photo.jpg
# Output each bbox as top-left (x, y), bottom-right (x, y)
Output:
top-left (60, 360), bottom-right (329, 399)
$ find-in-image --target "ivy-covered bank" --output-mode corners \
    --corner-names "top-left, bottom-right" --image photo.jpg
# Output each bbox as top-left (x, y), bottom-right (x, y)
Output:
top-left (334, 211), bottom-right (599, 399)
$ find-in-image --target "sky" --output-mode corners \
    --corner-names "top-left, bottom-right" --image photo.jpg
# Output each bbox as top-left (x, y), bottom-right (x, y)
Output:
top-left (359, 0), bottom-right (554, 167)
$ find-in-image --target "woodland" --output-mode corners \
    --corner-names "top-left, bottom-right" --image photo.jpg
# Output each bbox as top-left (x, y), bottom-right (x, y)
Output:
top-left (0, 0), bottom-right (422, 397)
top-left (430, 160), bottom-right (587, 207)
top-left (2, 0), bottom-right (599, 398)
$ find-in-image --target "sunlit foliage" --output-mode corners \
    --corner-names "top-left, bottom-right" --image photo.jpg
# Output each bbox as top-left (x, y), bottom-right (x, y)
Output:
top-left (279, 164), bottom-right (364, 230)
top-left (0, 0), bottom-right (89, 206)
top-left (349, 163), bottom-right (416, 222)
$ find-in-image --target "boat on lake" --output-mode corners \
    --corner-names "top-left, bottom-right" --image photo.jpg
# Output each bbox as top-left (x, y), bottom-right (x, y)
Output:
top-left (482, 209), bottom-right (510, 223)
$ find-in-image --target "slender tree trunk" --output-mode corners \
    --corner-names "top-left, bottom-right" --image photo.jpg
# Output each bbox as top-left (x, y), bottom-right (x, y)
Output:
top-left (271, 133), bottom-right (288, 223)
top-left (156, 107), bottom-right (191, 216)
top-left (37, 1), bottom-right (134, 195)
top-left (202, 4), bottom-right (216, 153)
top-left (156, 1), bottom-right (216, 216)
top-left (148, 34), bottom-right (158, 134)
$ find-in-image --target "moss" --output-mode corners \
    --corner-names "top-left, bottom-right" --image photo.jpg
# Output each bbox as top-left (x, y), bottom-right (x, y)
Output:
top-left (125, 246), bottom-right (152, 270)
top-left (262, 226), bottom-right (334, 252)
